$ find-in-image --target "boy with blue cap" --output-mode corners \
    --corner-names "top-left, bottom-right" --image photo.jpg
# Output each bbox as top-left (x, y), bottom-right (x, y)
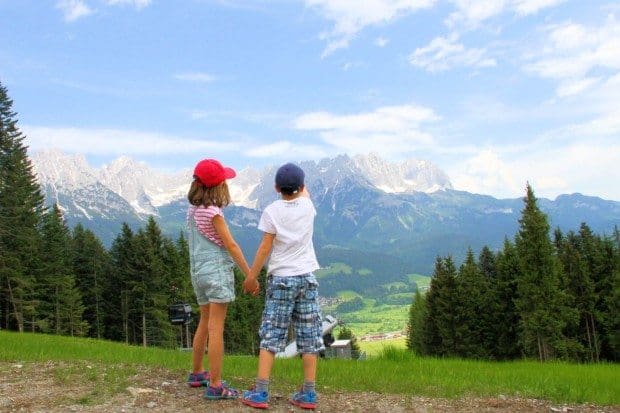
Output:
top-left (241, 162), bottom-right (323, 410)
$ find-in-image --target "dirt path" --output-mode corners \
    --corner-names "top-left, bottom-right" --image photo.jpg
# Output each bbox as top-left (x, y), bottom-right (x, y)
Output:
top-left (1, 362), bottom-right (617, 413)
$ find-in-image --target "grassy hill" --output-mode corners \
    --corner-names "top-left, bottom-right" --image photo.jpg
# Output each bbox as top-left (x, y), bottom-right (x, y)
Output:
top-left (2, 331), bottom-right (617, 410)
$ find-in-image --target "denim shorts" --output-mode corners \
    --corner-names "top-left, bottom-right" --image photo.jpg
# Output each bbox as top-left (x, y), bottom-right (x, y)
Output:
top-left (259, 273), bottom-right (324, 354)
top-left (191, 252), bottom-right (235, 305)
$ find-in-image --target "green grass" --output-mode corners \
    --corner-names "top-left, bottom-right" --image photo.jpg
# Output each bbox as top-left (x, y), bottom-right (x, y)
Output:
top-left (381, 281), bottom-right (408, 289)
top-left (407, 273), bottom-right (432, 291)
top-left (339, 304), bottom-right (408, 335)
top-left (315, 262), bottom-right (352, 277)
top-left (358, 337), bottom-right (407, 356)
top-left (324, 299), bottom-right (410, 335)
top-left (1, 331), bottom-right (619, 406)
top-left (336, 290), bottom-right (362, 300)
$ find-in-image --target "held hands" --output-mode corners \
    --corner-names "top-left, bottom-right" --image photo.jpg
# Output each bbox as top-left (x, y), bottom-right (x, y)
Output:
top-left (242, 276), bottom-right (260, 296)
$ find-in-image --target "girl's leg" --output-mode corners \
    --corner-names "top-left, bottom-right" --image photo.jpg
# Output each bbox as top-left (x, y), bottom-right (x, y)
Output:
top-left (192, 304), bottom-right (210, 373)
top-left (207, 302), bottom-right (228, 387)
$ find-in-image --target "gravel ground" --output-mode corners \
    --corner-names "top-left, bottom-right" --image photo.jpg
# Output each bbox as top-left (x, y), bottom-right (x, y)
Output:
top-left (1, 362), bottom-right (618, 413)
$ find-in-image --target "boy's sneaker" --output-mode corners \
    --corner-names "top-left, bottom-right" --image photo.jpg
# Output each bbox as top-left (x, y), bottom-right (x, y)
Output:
top-left (187, 371), bottom-right (210, 387)
top-left (240, 387), bottom-right (269, 409)
top-left (290, 389), bottom-right (317, 410)
top-left (204, 383), bottom-right (239, 400)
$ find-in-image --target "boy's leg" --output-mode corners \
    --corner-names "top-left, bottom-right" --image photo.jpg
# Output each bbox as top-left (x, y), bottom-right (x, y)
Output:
top-left (242, 276), bottom-right (294, 408)
top-left (192, 304), bottom-right (210, 373)
top-left (207, 302), bottom-right (228, 387)
top-left (290, 274), bottom-right (322, 408)
top-left (257, 348), bottom-right (275, 380)
top-left (301, 353), bottom-right (317, 383)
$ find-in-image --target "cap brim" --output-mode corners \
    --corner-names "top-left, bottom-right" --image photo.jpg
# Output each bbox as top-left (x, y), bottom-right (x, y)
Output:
top-left (223, 167), bottom-right (236, 180)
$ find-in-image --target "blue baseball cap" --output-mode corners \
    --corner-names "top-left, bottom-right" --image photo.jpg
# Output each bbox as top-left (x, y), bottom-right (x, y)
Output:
top-left (275, 163), bottom-right (305, 193)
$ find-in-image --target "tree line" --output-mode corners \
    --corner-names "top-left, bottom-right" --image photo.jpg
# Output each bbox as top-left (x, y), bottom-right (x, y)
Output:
top-left (407, 184), bottom-right (620, 362)
top-left (0, 81), bottom-right (264, 352)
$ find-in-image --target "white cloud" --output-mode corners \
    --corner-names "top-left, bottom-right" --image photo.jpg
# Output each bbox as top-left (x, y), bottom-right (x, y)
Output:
top-left (409, 33), bottom-right (496, 72)
top-left (374, 36), bottom-right (389, 47)
top-left (23, 126), bottom-right (239, 156)
top-left (513, 0), bottom-right (567, 16)
top-left (305, 0), bottom-right (436, 57)
top-left (174, 72), bottom-right (217, 83)
top-left (293, 104), bottom-right (439, 157)
top-left (556, 77), bottom-right (601, 97)
top-left (446, 0), bottom-right (507, 29)
top-left (524, 15), bottom-right (620, 89)
top-left (104, 0), bottom-right (151, 9)
top-left (449, 149), bottom-right (522, 197)
top-left (342, 61), bottom-right (362, 71)
top-left (56, 0), bottom-right (94, 22)
top-left (449, 139), bottom-right (620, 201)
top-left (56, 0), bottom-right (151, 22)
top-left (244, 140), bottom-right (329, 159)
top-left (446, 0), bottom-right (567, 29)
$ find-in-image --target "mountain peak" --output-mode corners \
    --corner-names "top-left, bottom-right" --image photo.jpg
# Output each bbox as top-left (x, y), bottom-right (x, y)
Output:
top-left (31, 151), bottom-right (454, 215)
top-left (31, 149), bottom-right (98, 189)
top-left (351, 153), bottom-right (452, 193)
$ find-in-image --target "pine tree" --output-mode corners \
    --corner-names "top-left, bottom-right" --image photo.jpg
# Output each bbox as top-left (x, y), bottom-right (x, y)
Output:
top-left (129, 217), bottom-right (177, 347)
top-left (424, 256), bottom-right (458, 356)
top-left (514, 184), bottom-right (576, 360)
top-left (454, 249), bottom-right (490, 358)
top-left (0, 81), bottom-right (45, 332)
top-left (406, 289), bottom-right (427, 355)
top-left (592, 232), bottom-right (619, 361)
top-left (72, 224), bottom-right (111, 339)
top-left (608, 261), bottom-right (620, 361)
top-left (38, 204), bottom-right (87, 336)
top-left (107, 223), bottom-right (137, 343)
top-left (492, 238), bottom-right (521, 359)
top-left (477, 246), bottom-right (501, 357)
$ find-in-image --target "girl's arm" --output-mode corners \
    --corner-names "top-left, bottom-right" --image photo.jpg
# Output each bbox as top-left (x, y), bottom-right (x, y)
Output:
top-left (243, 232), bottom-right (275, 295)
top-left (212, 214), bottom-right (251, 277)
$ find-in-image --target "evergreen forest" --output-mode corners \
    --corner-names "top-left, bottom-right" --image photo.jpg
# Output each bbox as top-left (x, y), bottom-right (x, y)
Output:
top-left (0, 81), bottom-right (264, 352)
top-left (407, 184), bottom-right (620, 362)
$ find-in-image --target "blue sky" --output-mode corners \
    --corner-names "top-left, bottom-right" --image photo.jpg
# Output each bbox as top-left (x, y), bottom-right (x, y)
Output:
top-left (1, 0), bottom-right (619, 201)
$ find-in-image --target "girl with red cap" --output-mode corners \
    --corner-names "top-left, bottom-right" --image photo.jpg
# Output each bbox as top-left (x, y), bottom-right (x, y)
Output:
top-left (185, 158), bottom-right (258, 400)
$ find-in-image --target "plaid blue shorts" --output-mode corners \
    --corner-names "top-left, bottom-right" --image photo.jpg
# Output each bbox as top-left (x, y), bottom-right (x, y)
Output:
top-left (259, 273), bottom-right (324, 354)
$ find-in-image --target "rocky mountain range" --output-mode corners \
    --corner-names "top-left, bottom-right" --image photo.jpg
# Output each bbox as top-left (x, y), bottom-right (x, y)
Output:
top-left (31, 149), bottom-right (620, 282)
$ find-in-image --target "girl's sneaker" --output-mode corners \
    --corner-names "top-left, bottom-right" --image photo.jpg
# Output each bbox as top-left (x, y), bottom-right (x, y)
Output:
top-left (290, 389), bottom-right (317, 410)
top-left (240, 388), bottom-right (269, 409)
top-left (187, 371), bottom-right (210, 387)
top-left (204, 383), bottom-right (239, 400)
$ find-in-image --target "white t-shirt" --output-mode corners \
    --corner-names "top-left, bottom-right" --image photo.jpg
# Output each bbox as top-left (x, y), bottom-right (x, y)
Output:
top-left (258, 196), bottom-right (320, 277)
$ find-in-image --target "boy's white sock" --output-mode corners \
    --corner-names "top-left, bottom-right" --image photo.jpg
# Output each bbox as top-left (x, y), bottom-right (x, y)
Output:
top-left (255, 378), bottom-right (269, 393)
top-left (302, 381), bottom-right (315, 394)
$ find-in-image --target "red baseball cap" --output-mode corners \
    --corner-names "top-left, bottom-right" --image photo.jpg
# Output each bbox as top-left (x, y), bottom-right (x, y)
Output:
top-left (193, 159), bottom-right (236, 188)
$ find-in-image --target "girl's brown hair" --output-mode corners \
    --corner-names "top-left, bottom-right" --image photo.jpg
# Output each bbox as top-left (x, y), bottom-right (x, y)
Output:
top-left (187, 179), bottom-right (231, 208)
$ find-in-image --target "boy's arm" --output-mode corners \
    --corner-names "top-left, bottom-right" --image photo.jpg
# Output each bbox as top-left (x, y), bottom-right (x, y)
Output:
top-left (212, 215), bottom-right (251, 276)
top-left (251, 232), bottom-right (275, 276)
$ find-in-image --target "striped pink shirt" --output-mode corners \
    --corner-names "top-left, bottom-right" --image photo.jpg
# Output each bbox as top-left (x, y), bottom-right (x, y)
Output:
top-left (187, 205), bottom-right (224, 247)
